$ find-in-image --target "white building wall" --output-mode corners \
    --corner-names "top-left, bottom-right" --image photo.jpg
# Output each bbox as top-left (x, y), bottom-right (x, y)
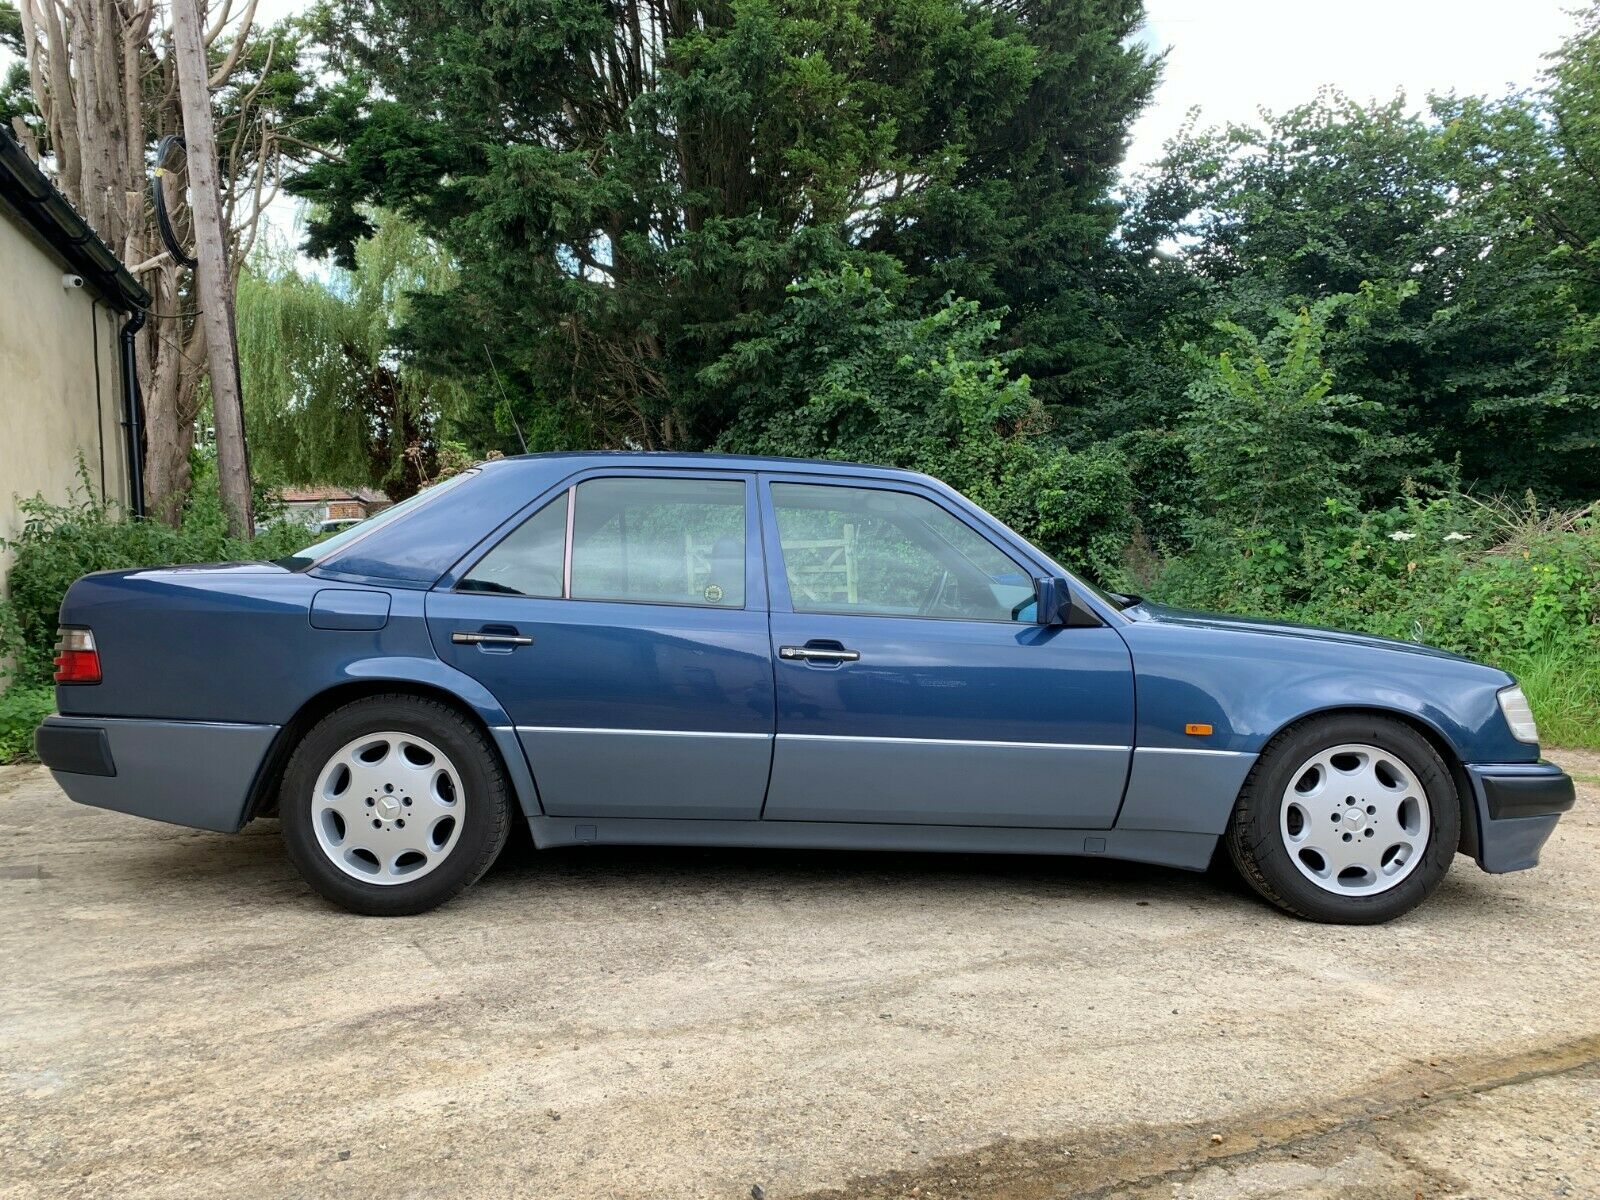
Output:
top-left (0, 212), bottom-right (131, 585)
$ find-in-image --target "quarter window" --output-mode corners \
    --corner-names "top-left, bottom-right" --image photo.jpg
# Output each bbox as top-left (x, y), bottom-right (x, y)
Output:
top-left (771, 483), bottom-right (1033, 622)
top-left (459, 491), bottom-right (568, 597)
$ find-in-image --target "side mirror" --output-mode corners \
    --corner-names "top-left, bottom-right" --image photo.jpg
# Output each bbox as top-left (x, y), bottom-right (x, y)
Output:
top-left (1033, 576), bottom-right (1074, 626)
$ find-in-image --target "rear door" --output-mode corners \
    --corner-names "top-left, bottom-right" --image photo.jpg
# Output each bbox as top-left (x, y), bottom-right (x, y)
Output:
top-left (427, 470), bottom-right (774, 820)
top-left (759, 475), bottom-right (1135, 829)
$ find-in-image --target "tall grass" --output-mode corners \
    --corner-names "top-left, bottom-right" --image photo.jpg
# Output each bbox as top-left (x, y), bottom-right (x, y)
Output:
top-left (1502, 646), bottom-right (1600, 751)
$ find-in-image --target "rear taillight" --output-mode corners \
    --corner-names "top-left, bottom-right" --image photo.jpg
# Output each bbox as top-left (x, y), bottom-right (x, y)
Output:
top-left (53, 628), bottom-right (101, 684)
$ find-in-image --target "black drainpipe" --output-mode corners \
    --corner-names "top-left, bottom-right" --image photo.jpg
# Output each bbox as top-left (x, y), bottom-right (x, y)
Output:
top-left (119, 309), bottom-right (147, 518)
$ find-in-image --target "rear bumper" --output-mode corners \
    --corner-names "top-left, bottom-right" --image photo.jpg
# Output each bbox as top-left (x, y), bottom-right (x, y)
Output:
top-left (1464, 761), bottom-right (1576, 873)
top-left (35, 715), bottom-right (280, 833)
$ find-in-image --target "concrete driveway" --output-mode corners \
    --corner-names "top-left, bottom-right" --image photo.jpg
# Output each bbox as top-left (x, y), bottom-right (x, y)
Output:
top-left (1, 753), bottom-right (1596, 1200)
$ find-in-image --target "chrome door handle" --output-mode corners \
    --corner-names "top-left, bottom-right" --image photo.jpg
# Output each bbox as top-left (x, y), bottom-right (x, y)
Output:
top-left (452, 631), bottom-right (534, 646)
top-left (779, 645), bottom-right (860, 662)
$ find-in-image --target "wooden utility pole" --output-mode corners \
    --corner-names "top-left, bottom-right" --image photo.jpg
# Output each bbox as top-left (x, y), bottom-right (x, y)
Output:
top-left (170, 0), bottom-right (254, 536)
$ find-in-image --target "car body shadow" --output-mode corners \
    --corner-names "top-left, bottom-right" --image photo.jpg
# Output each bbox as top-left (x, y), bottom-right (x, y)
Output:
top-left (483, 817), bottom-right (1242, 904)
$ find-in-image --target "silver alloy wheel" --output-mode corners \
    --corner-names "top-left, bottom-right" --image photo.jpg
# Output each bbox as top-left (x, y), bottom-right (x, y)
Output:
top-left (1279, 742), bottom-right (1432, 897)
top-left (310, 731), bottom-right (466, 885)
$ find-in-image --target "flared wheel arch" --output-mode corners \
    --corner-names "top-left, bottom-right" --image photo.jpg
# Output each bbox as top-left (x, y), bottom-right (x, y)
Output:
top-left (1243, 705), bottom-right (1477, 859)
top-left (242, 679), bottom-right (525, 823)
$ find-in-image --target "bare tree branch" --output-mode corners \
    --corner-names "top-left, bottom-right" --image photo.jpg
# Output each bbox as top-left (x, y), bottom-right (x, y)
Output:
top-left (203, 0), bottom-right (235, 46)
top-left (10, 116), bottom-right (40, 161)
top-left (207, 0), bottom-right (261, 87)
top-left (18, 0), bottom-right (286, 524)
top-left (273, 132), bottom-right (342, 163)
top-left (128, 249), bottom-right (175, 274)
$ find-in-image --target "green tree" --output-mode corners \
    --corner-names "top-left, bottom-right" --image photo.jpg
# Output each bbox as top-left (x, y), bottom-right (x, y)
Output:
top-left (1129, 88), bottom-right (1600, 503)
top-left (1434, 6), bottom-right (1600, 494)
top-left (288, 0), bottom-right (1154, 451)
top-left (0, 4), bottom-right (32, 136)
top-left (237, 217), bottom-right (468, 500)
top-left (1185, 299), bottom-right (1378, 536)
top-left (861, 0), bottom-right (1161, 413)
top-left (1165, 296), bottom-right (1405, 609)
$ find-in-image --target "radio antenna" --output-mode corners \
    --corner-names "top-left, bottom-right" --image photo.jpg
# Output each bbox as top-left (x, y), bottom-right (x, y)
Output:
top-left (483, 344), bottom-right (529, 454)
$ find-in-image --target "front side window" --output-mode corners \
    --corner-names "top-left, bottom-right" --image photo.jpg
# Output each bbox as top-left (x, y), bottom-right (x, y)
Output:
top-left (772, 483), bottom-right (1033, 622)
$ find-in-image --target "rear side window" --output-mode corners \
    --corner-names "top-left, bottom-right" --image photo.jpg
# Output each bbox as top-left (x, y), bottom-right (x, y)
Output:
top-left (458, 476), bottom-right (747, 608)
top-left (571, 478), bottom-right (745, 607)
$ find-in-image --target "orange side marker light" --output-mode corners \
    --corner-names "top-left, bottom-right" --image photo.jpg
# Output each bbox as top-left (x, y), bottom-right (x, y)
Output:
top-left (1184, 723), bottom-right (1213, 736)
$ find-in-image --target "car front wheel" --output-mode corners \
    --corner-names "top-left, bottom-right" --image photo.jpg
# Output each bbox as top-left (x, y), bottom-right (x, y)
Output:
top-left (1225, 714), bottom-right (1460, 924)
top-left (279, 695), bottom-right (513, 915)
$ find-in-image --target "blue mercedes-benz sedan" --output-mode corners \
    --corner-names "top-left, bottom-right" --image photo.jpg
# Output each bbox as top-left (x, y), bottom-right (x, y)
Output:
top-left (35, 453), bottom-right (1575, 922)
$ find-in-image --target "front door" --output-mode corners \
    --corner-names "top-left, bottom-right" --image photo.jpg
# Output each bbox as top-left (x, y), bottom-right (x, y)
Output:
top-left (427, 471), bottom-right (774, 820)
top-left (759, 477), bottom-right (1135, 829)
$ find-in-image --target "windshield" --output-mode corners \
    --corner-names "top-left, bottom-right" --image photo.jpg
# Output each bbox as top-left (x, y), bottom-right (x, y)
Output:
top-left (277, 470), bottom-right (481, 570)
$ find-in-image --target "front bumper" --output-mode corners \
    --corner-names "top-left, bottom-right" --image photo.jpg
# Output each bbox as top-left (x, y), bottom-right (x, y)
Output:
top-left (1464, 761), bottom-right (1576, 873)
top-left (35, 715), bottom-right (280, 833)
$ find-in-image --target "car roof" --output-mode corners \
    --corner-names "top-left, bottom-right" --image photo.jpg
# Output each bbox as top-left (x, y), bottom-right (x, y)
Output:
top-left (489, 450), bottom-right (936, 483)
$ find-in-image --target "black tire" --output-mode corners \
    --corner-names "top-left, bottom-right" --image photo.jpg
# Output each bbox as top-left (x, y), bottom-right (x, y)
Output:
top-left (279, 694), bottom-right (513, 916)
top-left (1225, 714), bottom-right (1460, 924)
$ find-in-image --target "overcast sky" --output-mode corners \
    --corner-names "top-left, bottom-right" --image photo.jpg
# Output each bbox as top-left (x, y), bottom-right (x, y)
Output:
top-left (1127, 0), bottom-right (1578, 171)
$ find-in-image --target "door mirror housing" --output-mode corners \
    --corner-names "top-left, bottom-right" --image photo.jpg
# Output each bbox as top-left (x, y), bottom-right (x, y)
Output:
top-left (1033, 576), bottom-right (1074, 626)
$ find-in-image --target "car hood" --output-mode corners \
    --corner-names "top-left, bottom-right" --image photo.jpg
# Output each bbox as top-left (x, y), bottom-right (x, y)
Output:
top-left (1125, 600), bottom-right (1475, 664)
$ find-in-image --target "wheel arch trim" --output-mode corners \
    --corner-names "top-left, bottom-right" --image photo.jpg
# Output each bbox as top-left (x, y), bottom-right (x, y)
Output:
top-left (244, 658), bottom-right (542, 822)
top-left (1251, 704), bottom-right (1477, 857)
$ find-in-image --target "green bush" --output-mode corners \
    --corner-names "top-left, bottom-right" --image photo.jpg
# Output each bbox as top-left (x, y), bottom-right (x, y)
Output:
top-left (0, 684), bottom-right (53, 763)
top-left (1, 469), bottom-right (310, 687)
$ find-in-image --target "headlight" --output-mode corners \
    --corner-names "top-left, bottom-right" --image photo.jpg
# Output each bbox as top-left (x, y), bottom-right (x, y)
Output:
top-left (1497, 685), bottom-right (1540, 744)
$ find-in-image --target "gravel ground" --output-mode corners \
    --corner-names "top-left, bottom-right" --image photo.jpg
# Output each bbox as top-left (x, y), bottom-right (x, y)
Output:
top-left (0, 751), bottom-right (1595, 1199)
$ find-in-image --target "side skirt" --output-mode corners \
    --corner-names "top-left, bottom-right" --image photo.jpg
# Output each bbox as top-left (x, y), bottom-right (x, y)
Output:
top-left (525, 816), bottom-right (1219, 872)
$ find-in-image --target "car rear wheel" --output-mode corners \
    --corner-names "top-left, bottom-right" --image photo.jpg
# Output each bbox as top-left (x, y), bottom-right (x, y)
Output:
top-left (1225, 714), bottom-right (1459, 924)
top-left (280, 695), bottom-right (512, 915)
